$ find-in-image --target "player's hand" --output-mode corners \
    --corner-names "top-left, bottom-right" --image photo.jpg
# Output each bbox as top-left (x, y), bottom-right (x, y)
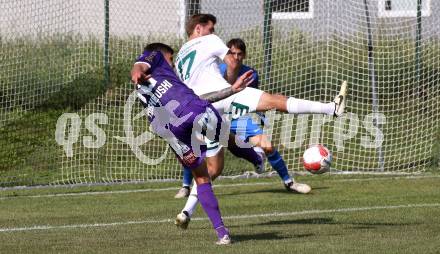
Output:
top-left (131, 70), bottom-right (151, 88)
top-left (231, 70), bottom-right (254, 93)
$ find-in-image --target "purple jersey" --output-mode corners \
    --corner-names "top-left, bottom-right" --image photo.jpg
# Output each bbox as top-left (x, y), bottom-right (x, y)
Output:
top-left (135, 50), bottom-right (208, 119)
top-left (135, 50), bottom-right (220, 169)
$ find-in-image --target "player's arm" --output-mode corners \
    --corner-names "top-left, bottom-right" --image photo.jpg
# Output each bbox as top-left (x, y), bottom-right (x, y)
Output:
top-left (130, 62), bottom-right (150, 87)
top-left (200, 70), bottom-right (254, 103)
top-left (131, 50), bottom-right (162, 87)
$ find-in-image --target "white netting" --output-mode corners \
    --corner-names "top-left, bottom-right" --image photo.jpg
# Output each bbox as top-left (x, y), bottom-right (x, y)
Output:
top-left (0, 0), bottom-right (439, 186)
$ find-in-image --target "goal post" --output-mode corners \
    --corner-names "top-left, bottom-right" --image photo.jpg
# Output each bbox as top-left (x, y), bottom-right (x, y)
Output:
top-left (0, 0), bottom-right (439, 187)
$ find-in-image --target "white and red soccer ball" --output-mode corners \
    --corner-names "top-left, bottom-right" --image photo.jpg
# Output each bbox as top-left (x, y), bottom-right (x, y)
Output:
top-left (302, 144), bottom-right (332, 174)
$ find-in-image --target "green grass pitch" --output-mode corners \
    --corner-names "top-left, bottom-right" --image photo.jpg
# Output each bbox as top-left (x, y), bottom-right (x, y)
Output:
top-left (0, 174), bottom-right (439, 253)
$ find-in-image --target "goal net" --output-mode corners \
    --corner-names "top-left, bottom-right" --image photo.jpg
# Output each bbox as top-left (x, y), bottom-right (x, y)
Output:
top-left (0, 0), bottom-right (439, 186)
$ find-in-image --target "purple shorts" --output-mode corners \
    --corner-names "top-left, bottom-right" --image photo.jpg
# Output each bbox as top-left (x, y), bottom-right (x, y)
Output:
top-left (151, 100), bottom-right (222, 169)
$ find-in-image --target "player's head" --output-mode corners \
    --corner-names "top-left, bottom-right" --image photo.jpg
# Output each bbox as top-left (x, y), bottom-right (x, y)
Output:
top-left (144, 43), bottom-right (175, 67)
top-left (227, 38), bottom-right (246, 65)
top-left (186, 13), bottom-right (217, 38)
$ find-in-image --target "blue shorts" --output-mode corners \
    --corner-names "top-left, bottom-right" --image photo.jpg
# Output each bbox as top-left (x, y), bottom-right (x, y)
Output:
top-left (230, 115), bottom-right (263, 141)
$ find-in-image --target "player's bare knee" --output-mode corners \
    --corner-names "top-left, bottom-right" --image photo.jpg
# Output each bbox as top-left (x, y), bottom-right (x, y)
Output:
top-left (207, 165), bottom-right (222, 179)
top-left (194, 175), bottom-right (211, 185)
top-left (262, 144), bottom-right (274, 155)
top-left (191, 163), bottom-right (211, 184)
top-left (211, 169), bottom-right (223, 180)
top-left (260, 93), bottom-right (287, 111)
top-left (206, 153), bottom-right (224, 180)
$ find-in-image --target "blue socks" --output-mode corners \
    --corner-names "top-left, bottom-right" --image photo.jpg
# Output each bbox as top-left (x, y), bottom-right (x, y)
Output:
top-left (267, 150), bottom-right (291, 183)
top-left (182, 150), bottom-right (291, 187)
top-left (182, 166), bottom-right (193, 187)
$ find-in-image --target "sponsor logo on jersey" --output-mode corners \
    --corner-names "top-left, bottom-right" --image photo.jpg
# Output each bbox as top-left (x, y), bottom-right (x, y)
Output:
top-left (229, 102), bottom-right (250, 119)
top-left (144, 51), bottom-right (157, 63)
top-left (182, 151), bottom-right (197, 165)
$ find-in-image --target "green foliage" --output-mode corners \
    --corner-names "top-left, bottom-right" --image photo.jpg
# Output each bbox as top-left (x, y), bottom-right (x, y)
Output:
top-left (0, 109), bottom-right (63, 186)
top-left (37, 70), bottom-right (106, 111)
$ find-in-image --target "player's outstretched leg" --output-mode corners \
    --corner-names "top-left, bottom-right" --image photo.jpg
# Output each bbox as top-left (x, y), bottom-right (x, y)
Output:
top-left (256, 81), bottom-right (348, 117)
top-left (175, 167), bottom-right (193, 198)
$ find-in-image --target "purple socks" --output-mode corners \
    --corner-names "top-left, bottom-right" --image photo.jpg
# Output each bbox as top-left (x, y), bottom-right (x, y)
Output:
top-left (197, 182), bottom-right (229, 238)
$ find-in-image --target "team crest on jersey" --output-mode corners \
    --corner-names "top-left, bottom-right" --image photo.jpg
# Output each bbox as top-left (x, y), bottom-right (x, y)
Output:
top-left (144, 51), bottom-right (157, 63)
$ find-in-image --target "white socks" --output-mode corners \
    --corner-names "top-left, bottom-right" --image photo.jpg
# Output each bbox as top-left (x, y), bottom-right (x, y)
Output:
top-left (287, 97), bottom-right (335, 115)
top-left (182, 182), bottom-right (199, 217)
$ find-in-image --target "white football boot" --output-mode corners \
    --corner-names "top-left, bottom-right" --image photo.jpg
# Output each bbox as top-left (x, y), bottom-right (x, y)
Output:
top-left (174, 186), bottom-right (190, 199)
top-left (215, 235), bottom-right (232, 245)
top-left (285, 181), bottom-right (312, 194)
top-left (334, 81), bottom-right (348, 117)
top-left (175, 211), bottom-right (190, 229)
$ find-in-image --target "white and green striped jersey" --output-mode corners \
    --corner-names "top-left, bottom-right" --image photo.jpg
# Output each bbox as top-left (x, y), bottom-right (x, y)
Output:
top-left (175, 34), bottom-right (230, 96)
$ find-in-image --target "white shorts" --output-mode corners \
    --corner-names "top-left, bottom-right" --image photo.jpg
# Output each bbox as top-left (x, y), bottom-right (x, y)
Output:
top-left (212, 87), bottom-right (264, 120)
top-left (206, 87), bottom-right (264, 157)
top-left (206, 138), bottom-right (223, 157)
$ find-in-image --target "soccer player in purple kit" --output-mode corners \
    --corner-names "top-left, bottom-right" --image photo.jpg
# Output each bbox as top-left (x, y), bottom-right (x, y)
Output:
top-left (130, 42), bottom-right (254, 245)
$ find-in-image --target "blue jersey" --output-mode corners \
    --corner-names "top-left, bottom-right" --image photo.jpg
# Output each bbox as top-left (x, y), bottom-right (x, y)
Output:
top-left (219, 63), bottom-right (259, 89)
top-left (135, 50), bottom-right (208, 119)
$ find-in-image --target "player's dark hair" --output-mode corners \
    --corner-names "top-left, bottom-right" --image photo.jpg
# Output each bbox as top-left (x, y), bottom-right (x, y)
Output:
top-left (186, 13), bottom-right (217, 37)
top-left (144, 43), bottom-right (174, 55)
top-left (227, 38), bottom-right (246, 55)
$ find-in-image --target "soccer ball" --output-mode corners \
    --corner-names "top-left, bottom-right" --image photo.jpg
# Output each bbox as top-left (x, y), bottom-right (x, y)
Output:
top-left (302, 144), bottom-right (332, 174)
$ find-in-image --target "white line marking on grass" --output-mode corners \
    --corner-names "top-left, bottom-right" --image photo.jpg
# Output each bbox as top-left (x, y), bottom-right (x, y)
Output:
top-left (1, 203), bottom-right (439, 233)
top-left (0, 175), bottom-right (439, 200)
top-left (0, 182), bottom-right (272, 200)
top-left (327, 175), bottom-right (440, 182)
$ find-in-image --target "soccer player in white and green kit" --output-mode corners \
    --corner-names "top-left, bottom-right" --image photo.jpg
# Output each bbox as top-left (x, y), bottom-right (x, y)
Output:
top-left (174, 13), bottom-right (347, 233)
top-left (175, 38), bottom-right (313, 199)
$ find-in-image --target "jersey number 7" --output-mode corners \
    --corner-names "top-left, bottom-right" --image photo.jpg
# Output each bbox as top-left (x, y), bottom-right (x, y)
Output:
top-left (177, 50), bottom-right (196, 81)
